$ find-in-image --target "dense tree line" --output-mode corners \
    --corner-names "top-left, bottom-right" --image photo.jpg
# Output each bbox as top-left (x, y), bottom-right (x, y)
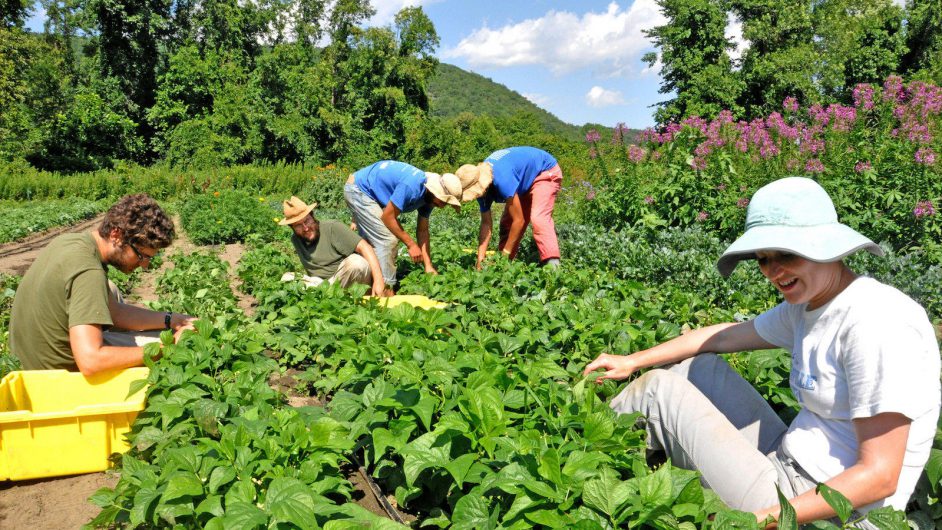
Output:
top-left (0, 1), bottom-right (446, 171)
top-left (644, 0), bottom-right (942, 123)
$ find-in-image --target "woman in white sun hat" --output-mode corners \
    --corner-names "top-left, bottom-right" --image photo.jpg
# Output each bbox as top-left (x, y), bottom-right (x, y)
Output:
top-left (584, 176), bottom-right (940, 527)
top-left (344, 160), bottom-right (462, 288)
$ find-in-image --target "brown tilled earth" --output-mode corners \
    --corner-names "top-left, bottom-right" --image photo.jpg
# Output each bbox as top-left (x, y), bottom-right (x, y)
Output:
top-left (0, 217), bottom-right (397, 527)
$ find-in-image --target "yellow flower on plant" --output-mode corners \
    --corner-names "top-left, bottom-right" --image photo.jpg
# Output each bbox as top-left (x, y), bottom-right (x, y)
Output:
top-left (273, 217), bottom-right (282, 223)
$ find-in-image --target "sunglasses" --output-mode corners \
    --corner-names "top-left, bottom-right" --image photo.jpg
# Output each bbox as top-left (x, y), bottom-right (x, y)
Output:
top-left (128, 241), bottom-right (159, 265)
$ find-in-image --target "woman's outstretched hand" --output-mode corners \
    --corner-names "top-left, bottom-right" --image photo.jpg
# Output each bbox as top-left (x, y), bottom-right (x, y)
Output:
top-left (583, 353), bottom-right (637, 383)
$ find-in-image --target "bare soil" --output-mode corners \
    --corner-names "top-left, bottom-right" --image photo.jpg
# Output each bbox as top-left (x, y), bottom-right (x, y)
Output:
top-left (0, 472), bottom-right (118, 529)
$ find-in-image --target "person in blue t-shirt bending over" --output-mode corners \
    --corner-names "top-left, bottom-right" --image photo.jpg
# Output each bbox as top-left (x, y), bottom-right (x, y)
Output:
top-left (344, 161), bottom-right (462, 291)
top-left (456, 146), bottom-right (563, 269)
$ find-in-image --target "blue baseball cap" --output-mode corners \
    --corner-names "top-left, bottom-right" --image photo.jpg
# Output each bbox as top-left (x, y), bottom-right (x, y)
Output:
top-left (717, 177), bottom-right (883, 277)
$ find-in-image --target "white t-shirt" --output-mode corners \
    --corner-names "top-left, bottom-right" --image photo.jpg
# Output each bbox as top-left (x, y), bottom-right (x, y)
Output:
top-left (754, 276), bottom-right (940, 512)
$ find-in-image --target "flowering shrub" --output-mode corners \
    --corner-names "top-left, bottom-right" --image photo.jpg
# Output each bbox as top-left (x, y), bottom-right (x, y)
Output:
top-left (589, 77), bottom-right (942, 254)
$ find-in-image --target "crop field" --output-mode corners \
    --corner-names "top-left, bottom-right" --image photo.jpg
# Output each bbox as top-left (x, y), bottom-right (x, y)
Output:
top-left (1, 78), bottom-right (940, 529)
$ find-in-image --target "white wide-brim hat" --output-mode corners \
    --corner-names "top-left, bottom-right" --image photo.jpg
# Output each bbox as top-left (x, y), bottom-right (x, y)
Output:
top-left (717, 176), bottom-right (884, 277)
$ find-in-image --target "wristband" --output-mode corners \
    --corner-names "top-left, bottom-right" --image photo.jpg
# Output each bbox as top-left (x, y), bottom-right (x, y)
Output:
top-left (164, 312), bottom-right (173, 330)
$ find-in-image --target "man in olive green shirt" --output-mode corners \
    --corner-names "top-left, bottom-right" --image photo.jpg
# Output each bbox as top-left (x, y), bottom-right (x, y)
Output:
top-left (278, 196), bottom-right (387, 296)
top-left (9, 194), bottom-right (196, 374)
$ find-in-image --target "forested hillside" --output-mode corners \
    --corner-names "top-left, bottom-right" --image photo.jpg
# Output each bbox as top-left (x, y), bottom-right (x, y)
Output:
top-left (428, 63), bottom-right (591, 141)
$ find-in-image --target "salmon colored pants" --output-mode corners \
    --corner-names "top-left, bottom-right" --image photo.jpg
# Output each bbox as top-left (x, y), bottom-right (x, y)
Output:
top-left (499, 164), bottom-right (562, 261)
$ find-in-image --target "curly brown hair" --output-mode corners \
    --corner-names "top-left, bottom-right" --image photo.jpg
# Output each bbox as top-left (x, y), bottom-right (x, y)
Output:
top-left (98, 194), bottom-right (175, 248)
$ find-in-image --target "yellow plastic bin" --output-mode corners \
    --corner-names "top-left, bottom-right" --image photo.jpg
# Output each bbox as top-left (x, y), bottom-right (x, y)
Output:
top-left (364, 294), bottom-right (448, 310)
top-left (0, 367), bottom-right (150, 480)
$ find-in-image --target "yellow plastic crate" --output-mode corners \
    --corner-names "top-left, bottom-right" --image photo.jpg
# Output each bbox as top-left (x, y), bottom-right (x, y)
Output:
top-left (0, 368), bottom-right (149, 480)
top-left (364, 294), bottom-right (448, 310)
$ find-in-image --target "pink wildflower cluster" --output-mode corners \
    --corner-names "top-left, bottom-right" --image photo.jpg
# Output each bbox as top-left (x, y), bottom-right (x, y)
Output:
top-left (853, 84), bottom-right (875, 111)
top-left (805, 158), bottom-right (825, 174)
top-left (915, 147), bottom-right (937, 166)
top-left (612, 123), bottom-right (631, 145)
top-left (783, 97), bottom-right (799, 113)
top-left (585, 129), bottom-right (601, 143)
top-left (913, 200), bottom-right (936, 218)
top-left (627, 145), bottom-right (646, 163)
top-left (696, 210), bottom-right (709, 222)
top-left (690, 156), bottom-right (707, 170)
top-left (638, 123), bottom-right (682, 144)
top-left (643, 195), bottom-right (655, 205)
top-left (883, 76), bottom-right (905, 103)
top-left (737, 197), bottom-right (750, 208)
top-left (854, 161), bottom-right (872, 173)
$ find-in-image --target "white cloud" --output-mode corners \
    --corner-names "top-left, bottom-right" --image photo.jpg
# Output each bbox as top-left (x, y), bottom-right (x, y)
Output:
top-left (523, 93), bottom-right (551, 107)
top-left (725, 13), bottom-right (747, 66)
top-left (368, 0), bottom-right (441, 27)
top-left (444, 0), bottom-right (667, 77)
top-left (586, 86), bottom-right (625, 107)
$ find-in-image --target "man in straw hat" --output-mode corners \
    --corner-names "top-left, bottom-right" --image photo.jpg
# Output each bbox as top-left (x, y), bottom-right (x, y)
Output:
top-left (456, 146), bottom-right (562, 269)
top-left (10, 194), bottom-right (197, 375)
top-left (343, 160), bottom-right (462, 286)
top-left (584, 177), bottom-right (939, 527)
top-left (278, 196), bottom-right (387, 296)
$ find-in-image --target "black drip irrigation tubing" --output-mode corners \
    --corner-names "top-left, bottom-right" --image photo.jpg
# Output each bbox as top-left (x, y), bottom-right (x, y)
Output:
top-left (349, 453), bottom-right (406, 524)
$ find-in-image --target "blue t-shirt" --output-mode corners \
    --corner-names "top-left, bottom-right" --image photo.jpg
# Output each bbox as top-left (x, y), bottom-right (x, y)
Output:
top-left (354, 161), bottom-right (433, 218)
top-left (478, 147), bottom-right (558, 212)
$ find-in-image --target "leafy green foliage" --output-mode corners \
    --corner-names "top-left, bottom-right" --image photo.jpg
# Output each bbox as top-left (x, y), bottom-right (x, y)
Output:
top-left (180, 190), bottom-right (279, 245)
top-left (0, 198), bottom-right (108, 243)
top-left (0, 273), bottom-right (21, 378)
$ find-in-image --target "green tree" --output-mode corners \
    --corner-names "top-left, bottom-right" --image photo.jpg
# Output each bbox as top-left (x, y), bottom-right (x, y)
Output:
top-left (730, 0), bottom-right (819, 116)
top-left (1, 0), bottom-right (30, 27)
top-left (815, 0), bottom-right (905, 100)
top-left (900, 0), bottom-right (942, 83)
top-left (643, 0), bottom-right (744, 123)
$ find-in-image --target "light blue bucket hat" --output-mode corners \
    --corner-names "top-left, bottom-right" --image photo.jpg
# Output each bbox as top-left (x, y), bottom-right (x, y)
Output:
top-left (717, 176), bottom-right (883, 277)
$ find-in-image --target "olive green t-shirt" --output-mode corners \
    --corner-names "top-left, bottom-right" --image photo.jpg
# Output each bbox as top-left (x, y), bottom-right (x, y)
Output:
top-left (290, 220), bottom-right (362, 279)
top-left (9, 233), bottom-right (112, 371)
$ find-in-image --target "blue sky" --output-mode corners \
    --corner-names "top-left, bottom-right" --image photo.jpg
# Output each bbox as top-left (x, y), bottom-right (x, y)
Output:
top-left (26, 0), bottom-right (688, 129)
top-left (379, 0), bottom-right (670, 128)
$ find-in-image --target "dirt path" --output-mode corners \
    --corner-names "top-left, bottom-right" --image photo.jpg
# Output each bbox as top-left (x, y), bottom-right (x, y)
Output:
top-left (0, 472), bottom-right (118, 529)
top-left (0, 215), bottom-right (105, 276)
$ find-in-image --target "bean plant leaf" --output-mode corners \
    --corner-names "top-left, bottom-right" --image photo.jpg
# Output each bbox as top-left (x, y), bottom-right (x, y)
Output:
top-left (409, 393), bottom-right (438, 432)
top-left (712, 509), bottom-right (764, 528)
top-left (161, 471), bottom-right (204, 503)
top-left (924, 448), bottom-right (942, 486)
top-left (195, 495), bottom-right (224, 517)
top-left (583, 467), bottom-right (631, 518)
top-left (561, 450), bottom-right (610, 483)
top-left (451, 494), bottom-right (494, 530)
top-left (776, 485), bottom-right (798, 530)
top-left (218, 501), bottom-right (269, 530)
top-left (265, 477), bottom-right (317, 529)
top-left (208, 466), bottom-right (237, 494)
top-left (815, 483), bottom-right (852, 523)
top-left (130, 486), bottom-right (160, 526)
top-left (444, 453), bottom-right (478, 488)
top-left (862, 506), bottom-right (908, 529)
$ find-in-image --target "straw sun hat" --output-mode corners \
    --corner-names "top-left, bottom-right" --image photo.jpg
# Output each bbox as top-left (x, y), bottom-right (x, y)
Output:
top-left (717, 176), bottom-right (883, 277)
top-left (278, 196), bottom-right (317, 225)
top-left (424, 172), bottom-right (463, 211)
top-left (455, 163), bottom-right (494, 202)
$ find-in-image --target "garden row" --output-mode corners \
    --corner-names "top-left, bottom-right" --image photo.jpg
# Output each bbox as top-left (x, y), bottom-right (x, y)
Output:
top-left (70, 209), bottom-right (934, 528)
